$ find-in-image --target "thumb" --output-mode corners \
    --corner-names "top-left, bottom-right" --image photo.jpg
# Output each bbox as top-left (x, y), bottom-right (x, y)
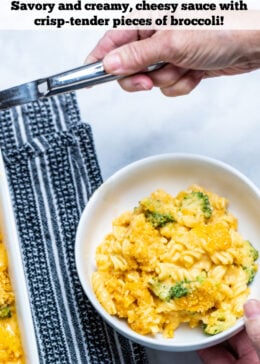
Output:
top-left (103, 33), bottom-right (170, 75)
top-left (244, 299), bottom-right (260, 357)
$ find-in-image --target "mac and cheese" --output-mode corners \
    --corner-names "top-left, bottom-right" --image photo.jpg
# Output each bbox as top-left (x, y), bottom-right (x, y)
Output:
top-left (93, 185), bottom-right (258, 338)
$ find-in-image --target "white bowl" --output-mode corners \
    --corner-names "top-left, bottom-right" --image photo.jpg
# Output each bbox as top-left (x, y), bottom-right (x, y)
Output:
top-left (0, 152), bottom-right (39, 363)
top-left (75, 153), bottom-right (260, 352)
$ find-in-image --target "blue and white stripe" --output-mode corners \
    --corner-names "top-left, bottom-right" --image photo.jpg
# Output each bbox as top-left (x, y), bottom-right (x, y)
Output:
top-left (0, 93), bottom-right (149, 364)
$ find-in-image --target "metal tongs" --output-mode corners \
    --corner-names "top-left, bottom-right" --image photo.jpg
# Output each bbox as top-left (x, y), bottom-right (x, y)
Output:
top-left (0, 61), bottom-right (166, 110)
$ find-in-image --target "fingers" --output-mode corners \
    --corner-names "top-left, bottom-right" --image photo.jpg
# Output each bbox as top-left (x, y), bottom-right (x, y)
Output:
top-left (118, 63), bottom-right (187, 92)
top-left (160, 70), bottom-right (204, 97)
top-left (118, 68), bottom-right (204, 95)
top-left (244, 299), bottom-right (260, 358)
top-left (148, 64), bottom-right (188, 88)
top-left (86, 30), bottom-right (204, 96)
top-left (198, 330), bottom-right (260, 364)
top-left (85, 29), bottom-right (155, 64)
top-left (197, 344), bottom-right (235, 364)
top-left (118, 74), bottom-right (154, 92)
top-left (228, 329), bottom-right (260, 362)
top-left (103, 31), bottom-right (172, 75)
top-left (85, 30), bottom-right (138, 63)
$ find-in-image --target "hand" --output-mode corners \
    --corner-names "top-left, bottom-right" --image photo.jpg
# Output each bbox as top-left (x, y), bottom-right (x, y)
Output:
top-left (244, 299), bottom-right (260, 359)
top-left (86, 29), bottom-right (260, 96)
top-left (198, 299), bottom-right (260, 364)
top-left (198, 329), bottom-right (260, 363)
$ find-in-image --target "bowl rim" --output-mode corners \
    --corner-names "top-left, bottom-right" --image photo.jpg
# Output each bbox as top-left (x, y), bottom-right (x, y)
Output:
top-left (75, 152), bottom-right (260, 351)
top-left (86, 152), bottom-right (260, 200)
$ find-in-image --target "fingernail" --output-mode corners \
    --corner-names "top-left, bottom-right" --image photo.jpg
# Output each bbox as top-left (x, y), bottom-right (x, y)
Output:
top-left (132, 81), bottom-right (152, 91)
top-left (244, 299), bottom-right (260, 319)
top-left (104, 53), bottom-right (122, 73)
top-left (84, 55), bottom-right (96, 65)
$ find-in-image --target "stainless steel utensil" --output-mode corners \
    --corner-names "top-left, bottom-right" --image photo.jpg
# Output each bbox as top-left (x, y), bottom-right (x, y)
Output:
top-left (0, 61), bottom-right (166, 110)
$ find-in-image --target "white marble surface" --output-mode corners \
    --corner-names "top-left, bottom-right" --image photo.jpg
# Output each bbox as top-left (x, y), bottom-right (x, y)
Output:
top-left (1, 30), bottom-right (260, 364)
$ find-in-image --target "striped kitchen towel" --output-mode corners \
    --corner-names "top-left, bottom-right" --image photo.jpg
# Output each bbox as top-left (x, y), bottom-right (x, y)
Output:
top-left (0, 93), bottom-right (149, 364)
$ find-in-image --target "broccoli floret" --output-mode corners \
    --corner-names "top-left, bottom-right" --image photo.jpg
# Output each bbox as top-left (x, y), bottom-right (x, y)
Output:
top-left (203, 323), bottom-right (224, 336)
top-left (145, 211), bottom-right (175, 228)
top-left (238, 240), bottom-right (259, 270)
top-left (148, 279), bottom-right (173, 301)
top-left (149, 279), bottom-right (190, 302)
top-left (243, 266), bottom-right (257, 284)
top-left (139, 192), bottom-right (176, 228)
top-left (240, 241), bottom-right (258, 284)
top-left (0, 305), bottom-right (11, 319)
top-left (245, 267), bottom-right (256, 284)
top-left (246, 241), bottom-right (259, 261)
top-left (203, 310), bottom-right (236, 335)
top-left (181, 191), bottom-right (212, 219)
top-left (169, 282), bottom-right (189, 298)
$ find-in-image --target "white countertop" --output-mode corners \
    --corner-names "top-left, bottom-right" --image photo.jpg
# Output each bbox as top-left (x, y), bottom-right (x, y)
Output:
top-left (1, 30), bottom-right (260, 364)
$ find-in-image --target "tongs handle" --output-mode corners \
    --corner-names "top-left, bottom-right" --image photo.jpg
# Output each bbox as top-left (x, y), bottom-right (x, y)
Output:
top-left (40, 61), bottom-right (166, 97)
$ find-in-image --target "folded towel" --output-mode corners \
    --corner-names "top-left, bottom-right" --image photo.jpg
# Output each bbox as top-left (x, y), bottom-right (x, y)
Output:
top-left (0, 94), bottom-right (149, 364)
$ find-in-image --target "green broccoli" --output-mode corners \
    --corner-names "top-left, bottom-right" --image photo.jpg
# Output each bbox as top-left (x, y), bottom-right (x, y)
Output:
top-left (149, 279), bottom-right (190, 302)
top-left (138, 194), bottom-right (176, 228)
top-left (243, 266), bottom-right (257, 284)
top-left (0, 305), bottom-right (11, 319)
top-left (181, 191), bottom-right (212, 219)
top-left (246, 240), bottom-right (259, 262)
top-left (169, 281), bottom-right (189, 298)
top-left (148, 279), bottom-right (173, 301)
top-left (203, 323), bottom-right (224, 336)
top-left (203, 310), bottom-right (236, 335)
top-left (145, 211), bottom-right (175, 228)
top-left (239, 241), bottom-right (259, 284)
